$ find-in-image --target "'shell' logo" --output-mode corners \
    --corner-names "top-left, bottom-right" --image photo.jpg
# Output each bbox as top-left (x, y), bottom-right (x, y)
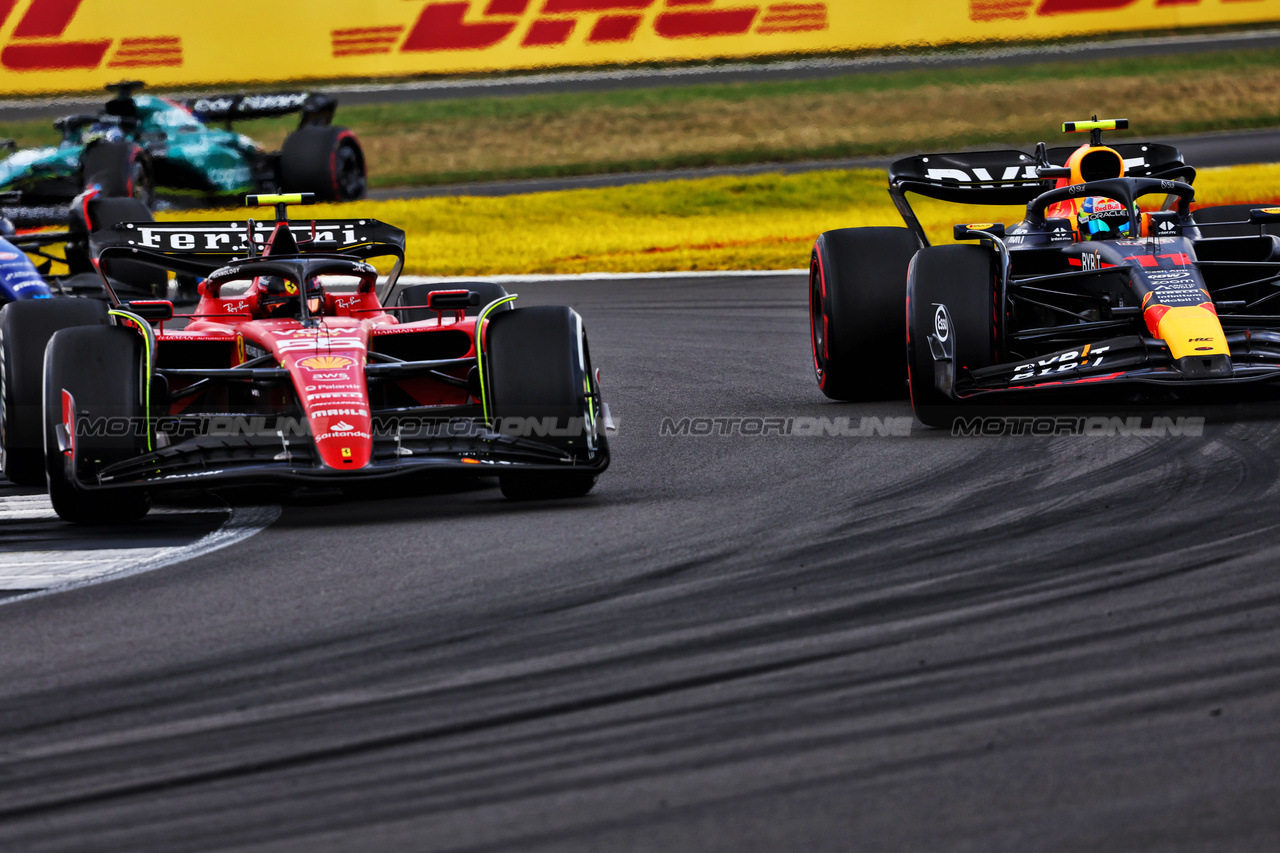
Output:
top-left (0, 0), bottom-right (181, 72)
top-left (298, 355), bottom-right (356, 370)
top-left (971, 0), bottom-right (1247, 21)
top-left (333, 0), bottom-right (829, 56)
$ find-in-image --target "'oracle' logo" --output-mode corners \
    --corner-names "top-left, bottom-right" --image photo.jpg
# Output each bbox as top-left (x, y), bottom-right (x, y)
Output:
top-left (332, 0), bottom-right (829, 56)
top-left (0, 0), bottom-right (182, 72)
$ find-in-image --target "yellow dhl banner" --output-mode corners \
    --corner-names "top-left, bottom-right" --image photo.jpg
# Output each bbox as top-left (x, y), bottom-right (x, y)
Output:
top-left (0, 0), bottom-right (1278, 96)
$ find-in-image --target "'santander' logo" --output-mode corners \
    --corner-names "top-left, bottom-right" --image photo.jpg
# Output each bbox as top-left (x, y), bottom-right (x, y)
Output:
top-left (333, 0), bottom-right (829, 56)
top-left (0, 0), bottom-right (181, 72)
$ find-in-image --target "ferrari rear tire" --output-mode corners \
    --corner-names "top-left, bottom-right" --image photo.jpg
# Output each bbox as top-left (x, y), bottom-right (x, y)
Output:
top-left (487, 306), bottom-right (604, 501)
top-left (43, 325), bottom-right (151, 523)
top-left (279, 126), bottom-right (366, 202)
top-left (66, 194), bottom-right (165, 297)
top-left (810, 227), bottom-right (921, 401)
top-left (906, 245), bottom-right (999, 429)
top-left (1, 299), bottom-right (108, 486)
top-left (396, 282), bottom-right (511, 323)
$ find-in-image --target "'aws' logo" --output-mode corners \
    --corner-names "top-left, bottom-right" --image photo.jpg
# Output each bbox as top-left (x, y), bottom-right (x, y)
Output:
top-left (0, 0), bottom-right (182, 72)
top-left (332, 0), bottom-right (829, 56)
top-left (971, 0), bottom-right (1247, 22)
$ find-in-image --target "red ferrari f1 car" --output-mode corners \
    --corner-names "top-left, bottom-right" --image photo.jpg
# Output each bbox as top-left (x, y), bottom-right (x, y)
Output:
top-left (810, 118), bottom-right (1280, 426)
top-left (4, 194), bottom-right (608, 522)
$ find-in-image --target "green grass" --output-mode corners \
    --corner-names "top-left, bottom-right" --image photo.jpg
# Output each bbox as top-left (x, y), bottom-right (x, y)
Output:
top-left (7, 46), bottom-right (1280, 187)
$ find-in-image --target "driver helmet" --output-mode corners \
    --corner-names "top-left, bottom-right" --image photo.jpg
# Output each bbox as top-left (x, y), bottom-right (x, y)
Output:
top-left (259, 276), bottom-right (301, 318)
top-left (258, 275), bottom-right (324, 318)
top-left (86, 126), bottom-right (126, 145)
top-left (1079, 196), bottom-right (1137, 241)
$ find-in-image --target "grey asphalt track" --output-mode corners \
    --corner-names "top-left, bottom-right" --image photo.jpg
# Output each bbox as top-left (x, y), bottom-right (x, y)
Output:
top-left (2, 275), bottom-right (1279, 851)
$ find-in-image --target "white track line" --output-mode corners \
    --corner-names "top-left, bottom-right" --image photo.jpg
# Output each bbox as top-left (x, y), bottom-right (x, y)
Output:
top-left (396, 269), bottom-right (806, 285)
top-left (0, 496), bottom-right (280, 602)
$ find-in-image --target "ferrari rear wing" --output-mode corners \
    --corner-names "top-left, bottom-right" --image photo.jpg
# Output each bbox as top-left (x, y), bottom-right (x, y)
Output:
top-left (88, 217), bottom-right (407, 302)
top-left (180, 92), bottom-right (337, 128)
top-left (90, 218), bottom-right (404, 260)
top-left (888, 142), bottom-right (1194, 244)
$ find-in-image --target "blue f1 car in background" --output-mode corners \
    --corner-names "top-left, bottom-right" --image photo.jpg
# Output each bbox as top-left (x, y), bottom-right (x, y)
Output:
top-left (0, 197), bottom-right (62, 304)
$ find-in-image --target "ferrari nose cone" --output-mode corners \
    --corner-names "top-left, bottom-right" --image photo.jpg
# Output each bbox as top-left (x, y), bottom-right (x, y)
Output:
top-left (267, 327), bottom-right (374, 471)
top-left (312, 414), bottom-right (373, 469)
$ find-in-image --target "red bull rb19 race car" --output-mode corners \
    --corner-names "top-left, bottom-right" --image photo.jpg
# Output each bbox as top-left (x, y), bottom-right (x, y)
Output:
top-left (809, 118), bottom-right (1280, 427)
top-left (0, 194), bottom-right (608, 522)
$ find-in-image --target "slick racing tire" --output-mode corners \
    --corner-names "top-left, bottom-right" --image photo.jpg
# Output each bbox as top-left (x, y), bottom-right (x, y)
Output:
top-left (81, 140), bottom-right (154, 208)
top-left (486, 306), bottom-right (604, 501)
top-left (65, 195), bottom-right (166, 298)
top-left (1, 299), bottom-right (108, 486)
top-left (906, 244), bottom-right (998, 430)
top-left (396, 282), bottom-right (512, 323)
top-left (43, 325), bottom-right (151, 523)
top-left (1190, 203), bottom-right (1280, 238)
top-left (810, 227), bottom-right (921, 401)
top-left (279, 126), bottom-right (366, 202)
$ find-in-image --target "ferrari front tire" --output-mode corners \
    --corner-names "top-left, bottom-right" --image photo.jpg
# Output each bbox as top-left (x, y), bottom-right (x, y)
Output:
top-left (43, 325), bottom-right (151, 523)
top-left (497, 472), bottom-right (596, 501)
top-left (486, 306), bottom-right (604, 501)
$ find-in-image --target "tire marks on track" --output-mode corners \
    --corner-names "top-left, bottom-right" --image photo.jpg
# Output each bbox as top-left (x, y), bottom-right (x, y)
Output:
top-left (2, 278), bottom-right (1280, 852)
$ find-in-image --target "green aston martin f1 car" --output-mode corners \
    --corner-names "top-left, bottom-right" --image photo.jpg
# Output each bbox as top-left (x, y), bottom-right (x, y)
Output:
top-left (0, 82), bottom-right (366, 208)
